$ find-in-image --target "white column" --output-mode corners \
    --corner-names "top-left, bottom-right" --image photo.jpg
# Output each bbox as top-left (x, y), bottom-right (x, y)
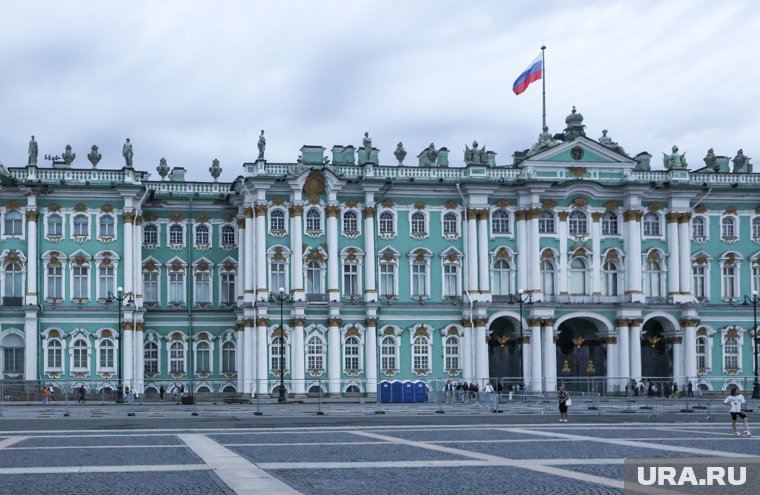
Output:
top-left (236, 217), bottom-right (246, 305)
top-left (672, 336), bottom-right (684, 389)
top-left (529, 319), bottom-right (542, 392)
top-left (462, 322), bottom-right (473, 382)
top-left (24, 310), bottom-right (38, 381)
top-left (521, 336), bottom-right (531, 389)
top-left (630, 319), bottom-right (643, 381)
top-left (624, 210), bottom-right (643, 299)
top-left (292, 318), bottom-right (305, 395)
top-left (365, 318), bottom-right (378, 394)
top-left (135, 325), bottom-right (144, 393)
top-left (617, 320), bottom-right (630, 388)
top-left (542, 321), bottom-right (556, 392)
top-left (529, 209), bottom-right (542, 299)
top-left (683, 320), bottom-right (698, 385)
top-left (591, 212), bottom-right (602, 296)
top-left (236, 325), bottom-right (245, 392)
top-left (475, 318), bottom-right (488, 382)
top-left (667, 213), bottom-right (680, 295)
top-left (123, 325), bottom-right (134, 388)
top-left (244, 206), bottom-right (255, 303)
top-left (244, 320), bottom-right (255, 394)
top-left (466, 210), bottom-right (478, 296)
top-left (328, 318), bottom-right (341, 395)
top-left (558, 213), bottom-right (568, 295)
top-left (477, 211), bottom-right (490, 294)
top-left (678, 214), bottom-right (692, 295)
top-left (255, 204), bottom-right (267, 300)
top-left (123, 211), bottom-right (134, 295)
top-left (605, 336), bottom-right (618, 393)
top-left (134, 215), bottom-right (143, 309)
top-left (256, 316), bottom-right (268, 395)
top-left (26, 207), bottom-right (38, 305)
top-left (363, 206), bottom-right (377, 302)
top-left (326, 205), bottom-right (340, 302)
top-left (516, 210), bottom-right (528, 292)
top-left (291, 205), bottom-right (305, 301)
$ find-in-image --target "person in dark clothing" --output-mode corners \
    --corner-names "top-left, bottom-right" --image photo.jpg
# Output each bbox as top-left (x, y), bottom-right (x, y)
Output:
top-left (78, 385), bottom-right (86, 403)
top-left (159, 384), bottom-right (165, 401)
top-left (687, 381), bottom-right (694, 397)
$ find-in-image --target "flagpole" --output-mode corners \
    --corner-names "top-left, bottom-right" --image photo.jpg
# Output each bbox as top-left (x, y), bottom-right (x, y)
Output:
top-left (541, 45), bottom-right (546, 130)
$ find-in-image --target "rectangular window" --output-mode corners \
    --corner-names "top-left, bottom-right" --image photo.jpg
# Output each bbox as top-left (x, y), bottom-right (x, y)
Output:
top-left (443, 263), bottom-right (459, 297)
top-left (144, 345), bottom-right (158, 374)
top-left (222, 344), bottom-right (235, 372)
top-left (47, 343), bottom-right (62, 368)
top-left (195, 271), bottom-right (211, 304)
top-left (722, 265), bottom-right (736, 299)
top-left (445, 339), bottom-right (459, 370)
top-left (73, 216), bottom-right (89, 237)
top-left (170, 345), bottom-right (185, 374)
top-left (99, 344), bottom-right (114, 368)
top-left (343, 263), bottom-right (359, 297)
top-left (98, 265), bottom-right (114, 299)
top-left (221, 272), bottom-right (235, 304)
top-left (3, 348), bottom-right (24, 373)
top-left (270, 261), bottom-right (286, 292)
top-left (144, 272), bottom-right (159, 303)
top-left (196, 347), bottom-right (210, 373)
top-left (73, 265), bottom-right (89, 299)
top-left (693, 265), bottom-right (706, 299)
top-left (344, 343), bottom-right (359, 370)
top-left (411, 263), bottom-right (427, 297)
top-left (379, 263), bottom-right (396, 297)
top-left (169, 272), bottom-right (185, 303)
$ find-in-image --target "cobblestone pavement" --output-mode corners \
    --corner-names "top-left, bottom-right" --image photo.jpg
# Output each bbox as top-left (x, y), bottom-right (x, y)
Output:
top-left (0, 421), bottom-right (757, 494)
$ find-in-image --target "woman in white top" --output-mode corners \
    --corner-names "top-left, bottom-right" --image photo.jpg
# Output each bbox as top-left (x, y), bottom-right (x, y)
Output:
top-left (724, 387), bottom-right (751, 436)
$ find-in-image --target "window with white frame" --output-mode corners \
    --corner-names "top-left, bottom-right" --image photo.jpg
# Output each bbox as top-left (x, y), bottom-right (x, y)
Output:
top-left (344, 336), bottom-right (360, 370)
top-left (221, 224), bottom-right (236, 247)
top-left (722, 216), bottom-right (737, 240)
top-left (305, 208), bottom-right (322, 234)
top-left (306, 335), bottom-right (325, 371)
top-left (221, 341), bottom-right (235, 372)
top-left (73, 214), bottom-right (89, 237)
top-left (721, 262), bottom-right (738, 300)
top-left (692, 216), bottom-right (706, 239)
top-left (196, 341), bottom-right (211, 373)
top-left (144, 342), bottom-right (158, 374)
top-left (412, 336), bottom-right (430, 371)
top-left (143, 224), bottom-right (158, 245)
top-left (410, 211), bottom-right (426, 237)
top-left (4, 262), bottom-right (23, 298)
top-left (342, 261), bottom-right (359, 298)
top-left (72, 264), bottom-right (89, 299)
top-left (569, 257), bottom-right (589, 295)
top-left (753, 263), bottom-right (760, 295)
top-left (221, 270), bottom-right (235, 304)
top-left (380, 335), bottom-right (397, 370)
top-left (411, 261), bottom-right (428, 297)
top-left (724, 337), bottom-right (740, 370)
top-left (99, 215), bottom-right (115, 237)
top-left (442, 211), bottom-right (459, 237)
top-left (379, 260), bottom-right (396, 297)
top-left (643, 213), bottom-right (660, 237)
top-left (643, 260), bottom-right (664, 298)
top-left (270, 260), bottom-right (287, 292)
top-left (602, 211), bottom-right (619, 236)
top-left (4, 211), bottom-right (22, 236)
top-left (444, 335), bottom-right (460, 370)
top-left (378, 211), bottom-right (395, 236)
top-left (305, 260), bottom-right (324, 294)
top-left (270, 336), bottom-right (289, 373)
top-left (568, 210), bottom-right (587, 236)
top-left (47, 339), bottom-right (62, 369)
top-left (492, 259), bottom-right (515, 296)
top-left (99, 339), bottom-right (115, 369)
top-left (541, 260), bottom-right (556, 295)
top-left (538, 210), bottom-right (555, 234)
top-left (3, 344), bottom-right (23, 374)
top-left (693, 263), bottom-right (707, 300)
top-left (72, 339), bottom-right (88, 370)
top-left (98, 264), bottom-right (115, 299)
top-left (269, 209), bottom-right (286, 233)
top-left (601, 261), bottom-right (620, 296)
top-left (195, 224), bottom-right (210, 247)
top-left (47, 263), bottom-right (63, 299)
top-left (169, 224), bottom-right (184, 246)
top-left (442, 261), bottom-right (460, 297)
top-left (195, 271), bottom-right (211, 304)
top-left (143, 270), bottom-right (159, 304)
top-left (753, 217), bottom-right (760, 240)
top-left (169, 341), bottom-right (185, 373)
top-left (343, 210), bottom-right (359, 235)
top-left (696, 336), bottom-right (708, 370)
top-left (47, 214), bottom-right (63, 237)
top-left (491, 209), bottom-right (510, 234)
top-left (168, 270), bottom-right (185, 304)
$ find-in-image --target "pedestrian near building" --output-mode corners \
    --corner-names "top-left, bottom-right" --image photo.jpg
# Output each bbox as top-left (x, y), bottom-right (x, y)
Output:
top-left (42, 387), bottom-right (49, 405)
top-left (687, 381), bottom-right (694, 397)
top-left (558, 387), bottom-right (570, 422)
top-left (444, 380), bottom-right (454, 404)
top-left (78, 385), bottom-right (86, 403)
top-left (484, 382), bottom-right (497, 412)
top-left (159, 385), bottom-right (165, 401)
top-left (724, 387), bottom-right (751, 437)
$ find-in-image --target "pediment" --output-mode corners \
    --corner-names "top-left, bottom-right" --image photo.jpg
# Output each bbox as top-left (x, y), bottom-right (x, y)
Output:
top-left (522, 137), bottom-right (636, 170)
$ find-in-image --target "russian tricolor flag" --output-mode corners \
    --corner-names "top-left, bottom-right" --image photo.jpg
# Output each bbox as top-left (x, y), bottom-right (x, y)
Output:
top-left (512, 53), bottom-right (543, 95)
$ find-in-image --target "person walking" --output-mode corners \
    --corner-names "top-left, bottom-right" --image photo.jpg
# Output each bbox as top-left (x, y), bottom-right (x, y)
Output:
top-left (724, 387), bottom-right (751, 436)
top-left (484, 382), bottom-right (498, 412)
top-left (687, 381), bottom-right (694, 398)
top-left (78, 385), bottom-right (86, 404)
top-left (444, 380), bottom-right (454, 404)
top-left (558, 387), bottom-right (570, 422)
top-left (42, 386), bottom-right (49, 405)
top-left (159, 384), bottom-right (165, 401)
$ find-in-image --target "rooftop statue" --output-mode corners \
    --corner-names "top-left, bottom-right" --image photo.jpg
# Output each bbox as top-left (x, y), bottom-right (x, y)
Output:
top-left (703, 148), bottom-right (718, 172)
top-left (598, 129), bottom-right (626, 155)
top-left (157, 157), bottom-right (169, 179)
top-left (426, 143), bottom-right (438, 164)
top-left (122, 138), bottom-right (134, 168)
top-left (209, 158), bottom-right (222, 181)
top-left (562, 106), bottom-right (586, 141)
top-left (28, 135), bottom-right (38, 166)
top-left (62, 144), bottom-right (76, 165)
top-left (465, 140), bottom-right (488, 165)
top-left (663, 145), bottom-right (687, 170)
top-left (732, 149), bottom-right (751, 173)
top-left (257, 130), bottom-right (266, 160)
top-left (530, 126), bottom-right (555, 155)
top-left (87, 145), bottom-right (102, 168)
top-left (362, 132), bottom-right (372, 163)
top-left (394, 142), bottom-right (407, 165)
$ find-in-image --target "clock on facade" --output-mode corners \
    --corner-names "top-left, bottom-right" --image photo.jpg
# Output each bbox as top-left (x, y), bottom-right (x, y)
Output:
top-left (571, 146), bottom-right (584, 160)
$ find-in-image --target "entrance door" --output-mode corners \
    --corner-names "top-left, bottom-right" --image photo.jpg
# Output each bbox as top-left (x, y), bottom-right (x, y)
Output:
top-left (488, 317), bottom-right (523, 389)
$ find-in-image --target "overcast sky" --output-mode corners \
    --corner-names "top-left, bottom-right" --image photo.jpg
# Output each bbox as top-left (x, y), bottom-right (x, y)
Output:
top-left (1, 0), bottom-right (757, 181)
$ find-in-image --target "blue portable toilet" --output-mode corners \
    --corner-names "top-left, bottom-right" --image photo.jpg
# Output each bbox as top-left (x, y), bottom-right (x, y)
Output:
top-left (414, 381), bottom-right (427, 403)
top-left (391, 380), bottom-right (403, 403)
top-left (403, 381), bottom-right (415, 403)
top-left (378, 381), bottom-right (392, 403)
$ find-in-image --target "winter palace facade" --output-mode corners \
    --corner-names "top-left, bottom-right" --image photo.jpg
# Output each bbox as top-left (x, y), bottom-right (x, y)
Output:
top-left (0, 108), bottom-right (759, 396)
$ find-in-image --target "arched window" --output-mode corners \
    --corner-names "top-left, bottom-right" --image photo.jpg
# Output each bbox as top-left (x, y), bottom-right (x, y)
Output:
top-left (568, 210), bottom-right (587, 236)
top-left (602, 211), bottom-right (618, 236)
top-left (343, 210), bottom-right (358, 234)
top-left (380, 336), bottom-right (397, 370)
top-left (541, 260), bottom-right (556, 296)
top-left (99, 340), bottom-right (114, 369)
top-left (305, 208), bottom-right (322, 233)
top-left (169, 224), bottom-right (184, 245)
top-left (170, 341), bottom-right (185, 374)
top-left (696, 336), bottom-right (708, 370)
top-left (99, 215), bottom-right (115, 237)
top-left (644, 260), bottom-right (664, 297)
top-left (724, 337), bottom-right (739, 370)
top-left (569, 258), bottom-right (588, 295)
top-left (753, 217), bottom-right (760, 240)
top-left (443, 212), bottom-right (458, 236)
top-left (4, 262), bottom-right (23, 298)
top-left (444, 336), bottom-right (460, 370)
top-left (305, 260), bottom-right (323, 294)
top-left (378, 211), bottom-right (395, 235)
top-left (73, 214), bottom-right (89, 237)
top-left (47, 339), bottom-right (62, 369)
top-left (143, 224), bottom-right (158, 245)
top-left (412, 336), bottom-right (430, 371)
top-left (344, 336), bottom-right (360, 370)
top-left (144, 341), bottom-right (158, 374)
top-left (270, 336), bottom-right (289, 373)
top-left (491, 209), bottom-right (510, 234)
top-left (270, 209), bottom-right (285, 232)
top-left (221, 341), bottom-right (235, 372)
top-left (195, 224), bottom-right (209, 246)
top-left (643, 213), bottom-right (660, 237)
top-left (47, 214), bottom-right (63, 237)
top-left (306, 336), bottom-right (325, 371)
top-left (4, 210), bottom-right (22, 236)
top-left (601, 261), bottom-right (619, 296)
top-left (410, 211), bottom-right (426, 236)
top-left (221, 224), bottom-right (236, 247)
top-left (722, 217), bottom-right (737, 239)
top-left (692, 216), bottom-right (706, 239)
top-left (72, 339), bottom-right (88, 369)
top-left (538, 210), bottom-right (555, 234)
top-left (492, 259), bottom-right (515, 296)
top-left (196, 341), bottom-right (210, 373)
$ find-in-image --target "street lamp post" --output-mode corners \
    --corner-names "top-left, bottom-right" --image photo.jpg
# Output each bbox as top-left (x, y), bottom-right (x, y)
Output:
top-left (269, 287), bottom-right (291, 403)
top-left (107, 287), bottom-right (133, 403)
top-left (742, 290), bottom-right (760, 399)
top-left (508, 289), bottom-right (532, 390)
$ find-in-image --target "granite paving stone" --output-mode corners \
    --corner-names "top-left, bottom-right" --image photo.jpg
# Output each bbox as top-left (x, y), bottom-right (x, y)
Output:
top-left (0, 446), bottom-right (201, 468)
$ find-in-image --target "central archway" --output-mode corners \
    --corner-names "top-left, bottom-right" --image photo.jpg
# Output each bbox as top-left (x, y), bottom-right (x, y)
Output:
top-left (556, 316), bottom-right (608, 392)
top-left (487, 316), bottom-right (523, 388)
top-left (641, 319), bottom-right (673, 379)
